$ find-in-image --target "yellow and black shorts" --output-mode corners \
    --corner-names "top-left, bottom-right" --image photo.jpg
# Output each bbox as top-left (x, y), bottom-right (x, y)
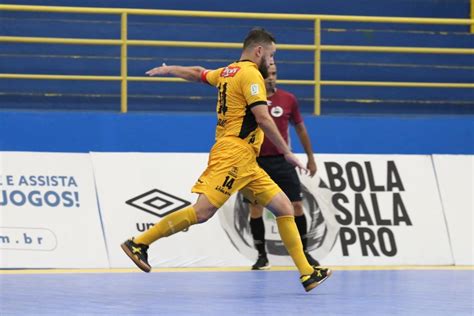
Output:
top-left (192, 137), bottom-right (282, 208)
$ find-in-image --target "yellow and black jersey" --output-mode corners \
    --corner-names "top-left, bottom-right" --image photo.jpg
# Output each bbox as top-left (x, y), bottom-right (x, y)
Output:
top-left (201, 60), bottom-right (267, 155)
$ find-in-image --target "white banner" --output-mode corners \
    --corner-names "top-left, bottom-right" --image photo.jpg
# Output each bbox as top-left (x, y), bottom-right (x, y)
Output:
top-left (93, 152), bottom-right (454, 267)
top-left (433, 155), bottom-right (473, 265)
top-left (91, 153), bottom-right (251, 268)
top-left (219, 174), bottom-right (341, 266)
top-left (222, 154), bottom-right (453, 266)
top-left (0, 152), bottom-right (108, 268)
top-left (309, 154), bottom-right (453, 265)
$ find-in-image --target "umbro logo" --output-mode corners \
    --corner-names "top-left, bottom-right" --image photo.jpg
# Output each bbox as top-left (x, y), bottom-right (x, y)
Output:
top-left (126, 189), bottom-right (191, 218)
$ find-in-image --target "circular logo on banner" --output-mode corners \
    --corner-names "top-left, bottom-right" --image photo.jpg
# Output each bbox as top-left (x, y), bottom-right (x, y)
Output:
top-left (218, 176), bottom-right (340, 265)
top-left (270, 106), bottom-right (284, 118)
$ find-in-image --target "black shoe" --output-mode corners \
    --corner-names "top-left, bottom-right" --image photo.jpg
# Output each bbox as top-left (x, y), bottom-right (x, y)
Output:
top-left (251, 254), bottom-right (271, 270)
top-left (300, 266), bottom-right (332, 292)
top-left (121, 239), bottom-right (151, 273)
top-left (304, 251), bottom-right (320, 267)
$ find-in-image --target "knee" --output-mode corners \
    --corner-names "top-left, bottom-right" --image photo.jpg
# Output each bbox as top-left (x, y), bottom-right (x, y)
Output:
top-left (193, 194), bottom-right (219, 223)
top-left (266, 192), bottom-right (294, 217)
top-left (293, 202), bottom-right (304, 216)
top-left (194, 204), bottom-right (217, 223)
top-left (250, 203), bottom-right (264, 218)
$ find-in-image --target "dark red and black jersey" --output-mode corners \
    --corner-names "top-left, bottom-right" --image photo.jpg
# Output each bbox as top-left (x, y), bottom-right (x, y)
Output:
top-left (259, 88), bottom-right (303, 156)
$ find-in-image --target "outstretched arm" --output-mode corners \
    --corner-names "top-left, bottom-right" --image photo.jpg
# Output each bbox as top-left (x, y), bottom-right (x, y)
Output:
top-left (295, 122), bottom-right (317, 177)
top-left (146, 63), bottom-right (207, 82)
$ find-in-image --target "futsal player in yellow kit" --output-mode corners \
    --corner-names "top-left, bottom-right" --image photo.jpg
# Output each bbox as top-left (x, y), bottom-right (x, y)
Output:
top-left (120, 28), bottom-right (331, 292)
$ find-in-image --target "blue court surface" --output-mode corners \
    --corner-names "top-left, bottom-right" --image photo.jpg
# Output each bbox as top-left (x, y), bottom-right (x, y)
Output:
top-left (0, 267), bottom-right (472, 315)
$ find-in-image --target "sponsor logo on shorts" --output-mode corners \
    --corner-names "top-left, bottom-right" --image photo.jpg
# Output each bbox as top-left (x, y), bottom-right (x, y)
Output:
top-left (217, 118), bottom-right (227, 127)
top-left (229, 167), bottom-right (239, 178)
top-left (214, 185), bottom-right (231, 196)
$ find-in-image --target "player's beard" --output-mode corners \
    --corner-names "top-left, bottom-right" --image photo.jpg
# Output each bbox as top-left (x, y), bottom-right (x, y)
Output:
top-left (258, 56), bottom-right (269, 79)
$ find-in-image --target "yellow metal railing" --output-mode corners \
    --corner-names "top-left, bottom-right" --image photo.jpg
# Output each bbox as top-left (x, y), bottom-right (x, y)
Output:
top-left (0, 5), bottom-right (473, 114)
top-left (472, 0), bottom-right (474, 33)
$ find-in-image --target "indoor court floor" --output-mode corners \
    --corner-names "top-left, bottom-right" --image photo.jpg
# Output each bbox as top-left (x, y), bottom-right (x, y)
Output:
top-left (0, 266), bottom-right (472, 315)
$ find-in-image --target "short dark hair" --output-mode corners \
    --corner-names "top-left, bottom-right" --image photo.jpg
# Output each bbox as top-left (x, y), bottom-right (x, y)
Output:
top-left (243, 27), bottom-right (276, 50)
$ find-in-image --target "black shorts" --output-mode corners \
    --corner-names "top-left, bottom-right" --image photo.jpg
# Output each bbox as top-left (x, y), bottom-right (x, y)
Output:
top-left (244, 155), bottom-right (302, 203)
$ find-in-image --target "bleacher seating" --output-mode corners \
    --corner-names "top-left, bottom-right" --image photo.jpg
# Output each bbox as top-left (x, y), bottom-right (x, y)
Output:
top-left (0, 0), bottom-right (473, 114)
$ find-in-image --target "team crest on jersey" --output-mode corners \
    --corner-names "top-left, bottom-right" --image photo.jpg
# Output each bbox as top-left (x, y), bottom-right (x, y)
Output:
top-left (220, 66), bottom-right (240, 77)
top-left (270, 105), bottom-right (284, 117)
top-left (250, 84), bottom-right (259, 96)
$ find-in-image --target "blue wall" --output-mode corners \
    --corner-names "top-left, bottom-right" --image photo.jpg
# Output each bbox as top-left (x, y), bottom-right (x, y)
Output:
top-left (1, 111), bottom-right (472, 154)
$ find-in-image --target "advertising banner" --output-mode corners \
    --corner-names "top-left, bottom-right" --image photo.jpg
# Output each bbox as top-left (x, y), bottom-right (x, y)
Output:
top-left (219, 173), bottom-right (341, 266)
top-left (91, 152), bottom-right (251, 268)
top-left (93, 152), bottom-right (454, 267)
top-left (0, 152), bottom-right (108, 268)
top-left (432, 155), bottom-right (473, 265)
top-left (316, 154), bottom-right (453, 265)
top-left (222, 154), bottom-right (453, 266)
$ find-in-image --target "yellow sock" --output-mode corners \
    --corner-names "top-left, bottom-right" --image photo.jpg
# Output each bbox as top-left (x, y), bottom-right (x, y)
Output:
top-left (276, 215), bottom-right (314, 276)
top-left (134, 206), bottom-right (198, 245)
